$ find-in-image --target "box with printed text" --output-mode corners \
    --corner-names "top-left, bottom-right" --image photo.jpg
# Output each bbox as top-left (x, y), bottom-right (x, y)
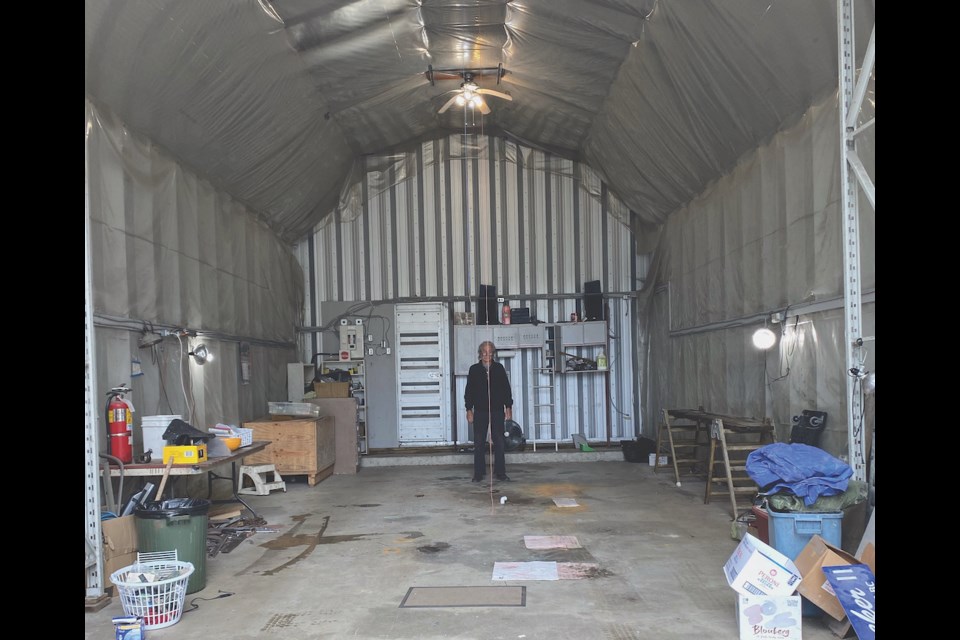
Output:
top-left (736, 594), bottom-right (802, 639)
top-left (724, 532), bottom-right (802, 596)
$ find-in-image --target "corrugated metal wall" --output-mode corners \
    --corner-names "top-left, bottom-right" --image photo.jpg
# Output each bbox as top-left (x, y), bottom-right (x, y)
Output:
top-left (296, 134), bottom-right (650, 444)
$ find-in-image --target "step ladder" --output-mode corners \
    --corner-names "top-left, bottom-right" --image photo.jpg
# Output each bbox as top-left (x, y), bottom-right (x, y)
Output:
top-left (238, 464), bottom-right (286, 496)
top-left (654, 408), bottom-right (707, 485)
top-left (704, 418), bottom-right (776, 519)
top-left (532, 327), bottom-right (558, 452)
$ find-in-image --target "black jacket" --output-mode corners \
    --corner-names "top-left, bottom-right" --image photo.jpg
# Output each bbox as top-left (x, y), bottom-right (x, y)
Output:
top-left (464, 361), bottom-right (513, 413)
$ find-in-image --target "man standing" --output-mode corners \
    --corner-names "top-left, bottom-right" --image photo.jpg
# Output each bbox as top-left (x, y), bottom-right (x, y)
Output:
top-left (464, 341), bottom-right (514, 482)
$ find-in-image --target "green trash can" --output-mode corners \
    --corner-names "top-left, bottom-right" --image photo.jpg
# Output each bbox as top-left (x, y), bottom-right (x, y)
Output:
top-left (135, 498), bottom-right (210, 594)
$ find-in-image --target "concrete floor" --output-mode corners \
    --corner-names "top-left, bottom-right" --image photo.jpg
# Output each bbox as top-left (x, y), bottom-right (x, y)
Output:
top-left (85, 455), bottom-right (847, 639)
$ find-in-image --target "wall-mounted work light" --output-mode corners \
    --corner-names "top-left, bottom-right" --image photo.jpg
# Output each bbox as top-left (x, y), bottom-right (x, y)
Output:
top-left (188, 344), bottom-right (212, 365)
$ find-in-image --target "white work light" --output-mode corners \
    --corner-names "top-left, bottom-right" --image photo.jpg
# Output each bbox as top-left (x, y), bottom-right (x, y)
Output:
top-left (751, 328), bottom-right (776, 350)
top-left (188, 344), bottom-right (213, 364)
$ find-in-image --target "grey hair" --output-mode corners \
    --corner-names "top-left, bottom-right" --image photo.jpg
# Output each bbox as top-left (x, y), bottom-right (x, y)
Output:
top-left (477, 340), bottom-right (496, 358)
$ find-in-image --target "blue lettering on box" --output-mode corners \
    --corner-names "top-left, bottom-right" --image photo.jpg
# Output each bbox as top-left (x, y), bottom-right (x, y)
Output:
top-left (822, 564), bottom-right (875, 640)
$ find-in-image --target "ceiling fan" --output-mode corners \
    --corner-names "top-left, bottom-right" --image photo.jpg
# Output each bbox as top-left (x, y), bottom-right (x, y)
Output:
top-left (427, 65), bottom-right (513, 115)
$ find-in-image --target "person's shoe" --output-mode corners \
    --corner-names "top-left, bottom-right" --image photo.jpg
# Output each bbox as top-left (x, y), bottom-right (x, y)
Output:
top-left (471, 476), bottom-right (483, 482)
top-left (496, 474), bottom-right (512, 482)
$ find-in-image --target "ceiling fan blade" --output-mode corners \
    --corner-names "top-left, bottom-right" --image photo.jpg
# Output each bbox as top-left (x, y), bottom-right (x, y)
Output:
top-left (438, 95), bottom-right (460, 114)
top-left (477, 98), bottom-right (491, 115)
top-left (476, 88), bottom-right (512, 101)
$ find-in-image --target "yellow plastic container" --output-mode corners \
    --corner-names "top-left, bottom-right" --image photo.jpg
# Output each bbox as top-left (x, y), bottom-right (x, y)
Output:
top-left (162, 444), bottom-right (208, 464)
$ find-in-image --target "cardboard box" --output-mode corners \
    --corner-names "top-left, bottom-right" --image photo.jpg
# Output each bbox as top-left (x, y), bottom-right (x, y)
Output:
top-left (313, 381), bottom-right (351, 398)
top-left (101, 515), bottom-right (138, 593)
top-left (792, 535), bottom-right (871, 621)
top-left (724, 533), bottom-right (803, 596)
top-left (737, 594), bottom-right (802, 639)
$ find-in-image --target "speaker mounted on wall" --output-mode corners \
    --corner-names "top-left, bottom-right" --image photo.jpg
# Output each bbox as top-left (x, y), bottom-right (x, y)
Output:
top-left (583, 280), bottom-right (604, 321)
top-left (476, 284), bottom-right (500, 325)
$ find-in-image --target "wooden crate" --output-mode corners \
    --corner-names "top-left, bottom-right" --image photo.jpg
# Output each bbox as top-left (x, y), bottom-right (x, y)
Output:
top-left (242, 416), bottom-right (335, 486)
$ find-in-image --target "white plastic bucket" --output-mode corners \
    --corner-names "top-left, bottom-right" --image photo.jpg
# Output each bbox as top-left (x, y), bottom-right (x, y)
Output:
top-left (141, 415), bottom-right (181, 456)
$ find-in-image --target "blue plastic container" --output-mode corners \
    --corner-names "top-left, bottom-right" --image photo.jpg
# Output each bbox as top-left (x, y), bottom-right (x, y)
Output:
top-left (768, 509), bottom-right (843, 617)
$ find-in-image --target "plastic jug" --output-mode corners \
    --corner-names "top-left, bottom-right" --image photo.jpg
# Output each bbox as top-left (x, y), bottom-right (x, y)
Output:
top-left (597, 350), bottom-right (607, 370)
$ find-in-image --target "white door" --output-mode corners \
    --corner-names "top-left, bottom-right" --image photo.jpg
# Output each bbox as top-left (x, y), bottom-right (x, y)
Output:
top-left (395, 303), bottom-right (451, 445)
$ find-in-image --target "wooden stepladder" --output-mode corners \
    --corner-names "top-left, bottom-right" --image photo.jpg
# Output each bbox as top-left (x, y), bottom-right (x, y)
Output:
top-left (654, 409), bottom-right (707, 486)
top-left (704, 417), bottom-right (776, 519)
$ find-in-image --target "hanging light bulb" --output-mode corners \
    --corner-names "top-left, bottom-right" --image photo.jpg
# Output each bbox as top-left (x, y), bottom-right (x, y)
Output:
top-left (470, 95), bottom-right (482, 108)
top-left (751, 328), bottom-right (776, 350)
top-left (455, 94), bottom-right (466, 107)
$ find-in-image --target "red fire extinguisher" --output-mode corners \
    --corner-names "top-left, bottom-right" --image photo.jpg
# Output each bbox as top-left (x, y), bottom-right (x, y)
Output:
top-left (105, 386), bottom-right (134, 463)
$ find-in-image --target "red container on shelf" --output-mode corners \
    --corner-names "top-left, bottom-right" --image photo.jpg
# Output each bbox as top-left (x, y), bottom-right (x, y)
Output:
top-left (751, 504), bottom-right (770, 544)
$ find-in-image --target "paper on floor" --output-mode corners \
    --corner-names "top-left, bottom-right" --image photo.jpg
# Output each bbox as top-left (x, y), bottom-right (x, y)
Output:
top-left (524, 535), bottom-right (582, 549)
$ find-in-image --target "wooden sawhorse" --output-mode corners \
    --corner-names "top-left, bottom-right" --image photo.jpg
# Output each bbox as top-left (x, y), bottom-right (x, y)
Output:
top-left (704, 417), bottom-right (776, 519)
top-left (655, 409), bottom-right (708, 486)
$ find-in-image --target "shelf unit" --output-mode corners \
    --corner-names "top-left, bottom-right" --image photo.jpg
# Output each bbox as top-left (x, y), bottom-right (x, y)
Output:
top-left (554, 321), bottom-right (608, 373)
top-left (557, 320), bottom-right (611, 447)
top-left (450, 320), bottom-right (609, 449)
top-left (319, 359), bottom-right (367, 454)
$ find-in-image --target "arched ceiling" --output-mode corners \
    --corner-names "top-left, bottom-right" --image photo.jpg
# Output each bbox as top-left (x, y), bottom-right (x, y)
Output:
top-left (85, 0), bottom-right (875, 244)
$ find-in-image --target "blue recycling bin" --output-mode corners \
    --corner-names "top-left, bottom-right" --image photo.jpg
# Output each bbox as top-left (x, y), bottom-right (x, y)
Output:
top-left (767, 509), bottom-right (843, 617)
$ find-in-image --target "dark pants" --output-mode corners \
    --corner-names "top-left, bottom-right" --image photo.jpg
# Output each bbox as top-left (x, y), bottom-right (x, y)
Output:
top-left (473, 410), bottom-right (506, 478)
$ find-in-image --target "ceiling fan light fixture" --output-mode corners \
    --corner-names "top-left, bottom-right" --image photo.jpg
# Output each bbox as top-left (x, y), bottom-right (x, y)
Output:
top-left (435, 71), bottom-right (512, 115)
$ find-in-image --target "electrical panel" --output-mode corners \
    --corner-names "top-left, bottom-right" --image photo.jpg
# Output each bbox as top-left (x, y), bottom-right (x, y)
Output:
top-left (339, 324), bottom-right (363, 361)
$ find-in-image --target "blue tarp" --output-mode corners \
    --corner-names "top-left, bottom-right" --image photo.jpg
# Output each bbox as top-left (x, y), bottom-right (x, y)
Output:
top-left (746, 443), bottom-right (852, 506)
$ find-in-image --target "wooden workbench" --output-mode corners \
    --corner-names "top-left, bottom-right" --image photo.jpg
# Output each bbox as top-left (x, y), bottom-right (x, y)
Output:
top-left (667, 409), bottom-right (772, 431)
top-left (667, 409), bottom-right (775, 518)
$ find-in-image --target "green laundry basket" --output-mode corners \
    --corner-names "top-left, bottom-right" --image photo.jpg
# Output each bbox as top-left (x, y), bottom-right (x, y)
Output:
top-left (135, 498), bottom-right (210, 594)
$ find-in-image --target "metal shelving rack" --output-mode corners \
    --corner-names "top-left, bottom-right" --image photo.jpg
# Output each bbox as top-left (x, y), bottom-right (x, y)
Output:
top-left (319, 358), bottom-right (367, 455)
top-left (555, 320), bottom-right (611, 446)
